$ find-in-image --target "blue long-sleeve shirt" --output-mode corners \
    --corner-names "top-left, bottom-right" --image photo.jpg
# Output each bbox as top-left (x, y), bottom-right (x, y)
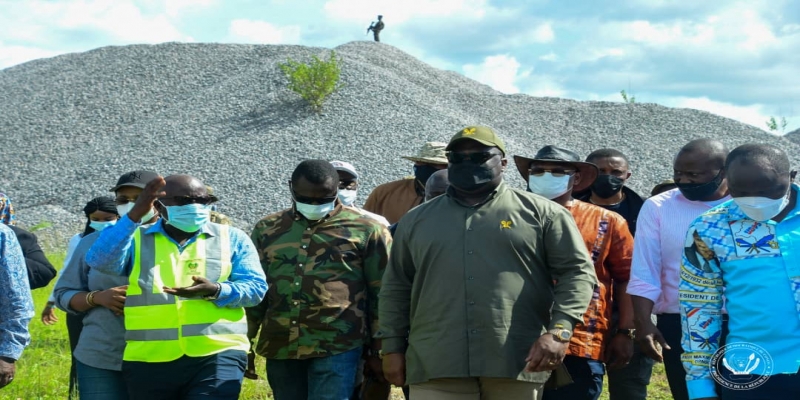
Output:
top-left (0, 224), bottom-right (34, 361)
top-left (86, 215), bottom-right (267, 308)
top-left (680, 185), bottom-right (800, 399)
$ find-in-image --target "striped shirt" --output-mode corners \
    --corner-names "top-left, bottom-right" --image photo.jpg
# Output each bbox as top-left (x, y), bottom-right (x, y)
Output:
top-left (627, 189), bottom-right (729, 314)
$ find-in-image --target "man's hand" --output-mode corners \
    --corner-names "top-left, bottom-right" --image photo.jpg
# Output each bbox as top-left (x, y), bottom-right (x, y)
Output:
top-left (93, 285), bottom-right (128, 315)
top-left (0, 358), bottom-right (15, 389)
top-left (128, 176), bottom-right (165, 223)
top-left (382, 353), bottom-right (406, 387)
top-left (605, 333), bottom-right (635, 370)
top-left (635, 318), bottom-right (669, 362)
top-left (41, 303), bottom-right (58, 325)
top-left (525, 333), bottom-right (567, 372)
top-left (365, 353), bottom-right (386, 383)
top-left (163, 276), bottom-right (218, 298)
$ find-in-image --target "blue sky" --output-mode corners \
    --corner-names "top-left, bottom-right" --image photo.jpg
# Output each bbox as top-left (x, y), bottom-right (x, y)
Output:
top-left (2, 0), bottom-right (798, 133)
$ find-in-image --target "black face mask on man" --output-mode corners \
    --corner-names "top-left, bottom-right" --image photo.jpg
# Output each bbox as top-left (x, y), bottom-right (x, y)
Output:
top-left (591, 175), bottom-right (625, 199)
top-left (448, 155), bottom-right (499, 192)
top-left (676, 170), bottom-right (724, 201)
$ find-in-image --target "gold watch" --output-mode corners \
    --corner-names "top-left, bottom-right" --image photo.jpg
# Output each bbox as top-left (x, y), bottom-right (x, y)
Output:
top-left (547, 328), bottom-right (572, 343)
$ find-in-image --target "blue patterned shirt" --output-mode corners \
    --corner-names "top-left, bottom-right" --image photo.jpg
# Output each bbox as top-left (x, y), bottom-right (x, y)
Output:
top-left (85, 215), bottom-right (267, 308)
top-left (0, 224), bottom-right (34, 360)
top-left (680, 185), bottom-right (800, 399)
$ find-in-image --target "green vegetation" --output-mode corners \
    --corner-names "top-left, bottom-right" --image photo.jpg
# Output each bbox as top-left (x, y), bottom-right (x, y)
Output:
top-left (766, 116), bottom-right (788, 133)
top-left (11, 253), bottom-right (673, 399)
top-left (279, 50), bottom-right (344, 113)
top-left (620, 90), bottom-right (636, 104)
top-left (28, 221), bottom-right (53, 233)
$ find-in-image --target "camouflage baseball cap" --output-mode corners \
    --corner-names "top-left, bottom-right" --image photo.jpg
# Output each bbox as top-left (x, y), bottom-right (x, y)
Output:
top-left (446, 126), bottom-right (506, 155)
top-left (401, 142), bottom-right (448, 164)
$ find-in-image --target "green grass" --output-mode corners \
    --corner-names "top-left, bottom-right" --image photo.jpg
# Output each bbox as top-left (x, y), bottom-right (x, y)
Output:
top-left (8, 253), bottom-right (672, 399)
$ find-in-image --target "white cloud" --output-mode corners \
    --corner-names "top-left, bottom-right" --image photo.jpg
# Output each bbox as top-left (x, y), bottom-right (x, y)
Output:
top-left (531, 23), bottom-right (555, 43)
top-left (524, 76), bottom-right (566, 98)
top-left (163, 0), bottom-right (216, 18)
top-left (462, 54), bottom-right (527, 94)
top-left (323, 0), bottom-right (487, 24)
top-left (0, 43), bottom-right (59, 69)
top-left (228, 19), bottom-right (301, 44)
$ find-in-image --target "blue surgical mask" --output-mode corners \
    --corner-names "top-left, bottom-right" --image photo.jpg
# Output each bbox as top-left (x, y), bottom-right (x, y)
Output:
top-left (338, 189), bottom-right (358, 206)
top-left (528, 173), bottom-right (572, 199)
top-left (163, 203), bottom-right (211, 232)
top-left (89, 220), bottom-right (117, 231)
top-left (295, 200), bottom-right (336, 220)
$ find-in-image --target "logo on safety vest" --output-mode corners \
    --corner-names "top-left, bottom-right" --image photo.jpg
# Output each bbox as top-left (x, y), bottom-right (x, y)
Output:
top-left (186, 261), bottom-right (200, 275)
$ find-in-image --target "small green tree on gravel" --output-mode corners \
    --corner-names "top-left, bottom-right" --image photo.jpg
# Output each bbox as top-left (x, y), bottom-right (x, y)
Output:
top-left (766, 116), bottom-right (788, 133)
top-left (279, 50), bottom-right (344, 113)
top-left (620, 90), bottom-right (636, 104)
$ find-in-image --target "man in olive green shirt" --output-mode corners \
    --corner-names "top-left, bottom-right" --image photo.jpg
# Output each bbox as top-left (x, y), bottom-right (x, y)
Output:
top-left (378, 126), bottom-right (597, 399)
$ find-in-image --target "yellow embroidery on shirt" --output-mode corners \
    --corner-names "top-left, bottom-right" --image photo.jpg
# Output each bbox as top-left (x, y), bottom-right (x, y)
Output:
top-left (500, 220), bottom-right (513, 229)
top-left (462, 127), bottom-right (477, 135)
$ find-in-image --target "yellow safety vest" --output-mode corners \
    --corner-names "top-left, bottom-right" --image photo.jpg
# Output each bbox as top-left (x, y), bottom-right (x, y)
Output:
top-left (124, 223), bottom-right (249, 362)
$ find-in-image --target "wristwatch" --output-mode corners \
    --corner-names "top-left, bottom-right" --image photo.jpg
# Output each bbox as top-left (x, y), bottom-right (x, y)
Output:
top-left (547, 328), bottom-right (572, 343)
top-left (616, 328), bottom-right (636, 340)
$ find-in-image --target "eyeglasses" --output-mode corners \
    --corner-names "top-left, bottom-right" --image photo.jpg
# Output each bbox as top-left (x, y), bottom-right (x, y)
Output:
top-left (339, 180), bottom-right (358, 190)
top-left (159, 195), bottom-right (218, 206)
top-left (529, 167), bottom-right (576, 177)
top-left (446, 151), bottom-right (498, 164)
top-left (115, 196), bottom-right (138, 205)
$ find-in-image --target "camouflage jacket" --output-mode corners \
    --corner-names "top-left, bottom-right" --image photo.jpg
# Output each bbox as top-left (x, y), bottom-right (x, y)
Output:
top-left (249, 204), bottom-right (392, 359)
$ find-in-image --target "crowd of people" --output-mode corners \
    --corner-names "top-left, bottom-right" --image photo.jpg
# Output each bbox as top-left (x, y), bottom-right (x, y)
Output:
top-left (1, 125), bottom-right (799, 400)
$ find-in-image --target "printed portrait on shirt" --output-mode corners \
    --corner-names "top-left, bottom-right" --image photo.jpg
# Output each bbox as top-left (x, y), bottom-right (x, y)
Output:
top-left (684, 229), bottom-right (717, 273)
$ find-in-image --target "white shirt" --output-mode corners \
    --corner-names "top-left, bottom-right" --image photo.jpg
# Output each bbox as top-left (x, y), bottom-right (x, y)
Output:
top-left (627, 189), bottom-right (730, 314)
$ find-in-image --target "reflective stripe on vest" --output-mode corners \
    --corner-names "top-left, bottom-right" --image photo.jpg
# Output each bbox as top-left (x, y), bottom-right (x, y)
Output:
top-left (124, 223), bottom-right (249, 362)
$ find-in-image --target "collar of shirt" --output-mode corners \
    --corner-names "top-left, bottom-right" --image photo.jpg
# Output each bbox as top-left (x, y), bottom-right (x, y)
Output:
top-left (144, 219), bottom-right (216, 249)
top-left (445, 181), bottom-right (505, 208)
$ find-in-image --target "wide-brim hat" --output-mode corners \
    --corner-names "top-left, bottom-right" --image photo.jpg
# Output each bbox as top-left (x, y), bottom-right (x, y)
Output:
top-left (513, 145), bottom-right (599, 193)
top-left (401, 142), bottom-right (448, 164)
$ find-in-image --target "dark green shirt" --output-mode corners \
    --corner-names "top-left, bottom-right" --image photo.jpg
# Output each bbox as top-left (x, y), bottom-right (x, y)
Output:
top-left (377, 182), bottom-right (597, 384)
top-left (249, 204), bottom-right (391, 359)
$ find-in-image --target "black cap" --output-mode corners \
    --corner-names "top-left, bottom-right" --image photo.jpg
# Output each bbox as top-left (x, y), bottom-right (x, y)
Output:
top-left (109, 170), bottom-right (159, 192)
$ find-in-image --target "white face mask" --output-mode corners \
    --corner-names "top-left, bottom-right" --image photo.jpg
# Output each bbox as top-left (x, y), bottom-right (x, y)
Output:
top-left (295, 201), bottom-right (336, 221)
top-left (338, 189), bottom-right (358, 206)
top-left (733, 189), bottom-right (791, 222)
top-left (528, 173), bottom-right (573, 199)
top-left (89, 220), bottom-right (117, 231)
top-left (116, 203), bottom-right (156, 223)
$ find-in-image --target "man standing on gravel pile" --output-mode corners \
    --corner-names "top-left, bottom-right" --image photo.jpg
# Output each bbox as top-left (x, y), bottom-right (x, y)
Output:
top-left (378, 126), bottom-right (597, 399)
top-left (363, 142), bottom-right (448, 224)
top-left (627, 139), bottom-right (731, 400)
top-left (518, 145), bottom-right (635, 400)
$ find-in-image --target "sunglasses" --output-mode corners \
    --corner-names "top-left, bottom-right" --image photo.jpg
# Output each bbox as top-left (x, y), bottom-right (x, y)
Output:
top-left (529, 167), bottom-right (576, 178)
top-left (446, 151), bottom-right (498, 164)
top-left (159, 195), bottom-right (218, 206)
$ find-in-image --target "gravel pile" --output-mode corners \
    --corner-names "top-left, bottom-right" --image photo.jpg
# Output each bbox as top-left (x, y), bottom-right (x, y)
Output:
top-left (2, 41), bottom-right (799, 249)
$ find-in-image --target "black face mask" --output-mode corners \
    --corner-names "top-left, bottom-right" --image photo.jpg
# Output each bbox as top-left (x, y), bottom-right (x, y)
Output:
top-left (591, 175), bottom-right (625, 199)
top-left (676, 170), bottom-right (724, 201)
top-left (448, 162), bottom-right (495, 192)
top-left (414, 165), bottom-right (439, 187)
